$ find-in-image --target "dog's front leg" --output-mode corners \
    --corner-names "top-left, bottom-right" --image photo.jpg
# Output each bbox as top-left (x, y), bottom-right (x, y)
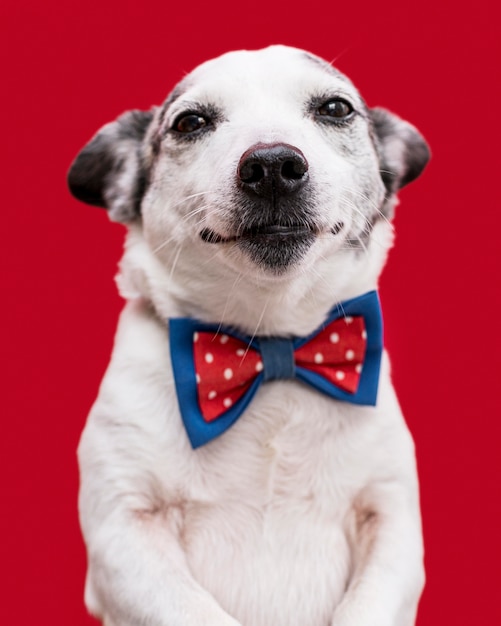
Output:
top-left (332, 481), bottom-right (424, 626)
top-left (82, 504), bottom-right (241, 626)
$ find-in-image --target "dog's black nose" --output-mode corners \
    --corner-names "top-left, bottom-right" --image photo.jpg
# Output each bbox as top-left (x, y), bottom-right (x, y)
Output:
top-left (238, 143), bottom-right (309, 198)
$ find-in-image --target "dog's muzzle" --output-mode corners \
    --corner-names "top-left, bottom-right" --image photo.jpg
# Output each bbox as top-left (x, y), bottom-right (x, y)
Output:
top-left (200, 142), bottom-right (334, 273)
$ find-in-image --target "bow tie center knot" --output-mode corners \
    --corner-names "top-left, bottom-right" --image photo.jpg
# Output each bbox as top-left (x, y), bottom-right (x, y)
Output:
top-left (257, 337), bottom-right (295, 382)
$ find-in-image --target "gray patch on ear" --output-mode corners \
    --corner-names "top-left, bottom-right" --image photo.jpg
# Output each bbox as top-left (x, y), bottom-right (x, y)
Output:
top-left (370, 107), bottom-right (430, 199)
top-left (67, 109), bottom-right (154, 223)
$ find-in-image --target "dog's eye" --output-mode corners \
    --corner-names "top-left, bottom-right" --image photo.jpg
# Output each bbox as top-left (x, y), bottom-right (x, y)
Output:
top-left (317, 99), bottom-right (354, 121)
top-left (173, 113), bottom-right (208, 134)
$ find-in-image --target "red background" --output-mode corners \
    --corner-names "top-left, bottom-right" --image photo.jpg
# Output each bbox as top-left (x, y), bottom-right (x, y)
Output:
top-left (1, 1), bottom-right (499, 624)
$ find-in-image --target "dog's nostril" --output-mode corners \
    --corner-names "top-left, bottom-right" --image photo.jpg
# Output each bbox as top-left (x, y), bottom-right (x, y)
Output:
top-left (240, 162), bottom-right (265, 184)
top-left (281, 159), bottom-right (307, 181)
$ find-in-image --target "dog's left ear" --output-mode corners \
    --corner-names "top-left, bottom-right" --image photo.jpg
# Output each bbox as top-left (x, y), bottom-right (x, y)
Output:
top-left (370, 107), bottom-right (430, 194)
top-left (67, 109), bottom-right (155, 223)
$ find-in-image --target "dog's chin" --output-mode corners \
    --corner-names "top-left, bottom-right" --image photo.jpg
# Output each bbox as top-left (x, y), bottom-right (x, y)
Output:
top-left (200, 226), bottom-right (317, 275)
top-left (237, 231), bottom-right (316, 274)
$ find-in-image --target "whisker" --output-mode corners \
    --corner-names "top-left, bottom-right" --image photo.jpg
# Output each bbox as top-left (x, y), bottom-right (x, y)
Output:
top-left (328, 47), bottom-right (352, 67)
top-left (151, 233), bottom-right (178, 255)
top-left (168, 244), bottom-right (183, 281)
top-left (303, 264), bottom-right (333, 298)
top-left (151, 205), bottom-right (226, 254)
top-left (183, 203), bottom-right (217, 223)
top-left (216, 273), bottom-right (245, 334)
top-left (311, 180), bottom-right (395, 231)
top-left (241, 298), bottom-right (270, 364)
top-left (170, 190), bottom-right (213, 210)
top-left (339, 198), bottom-right (389, 250)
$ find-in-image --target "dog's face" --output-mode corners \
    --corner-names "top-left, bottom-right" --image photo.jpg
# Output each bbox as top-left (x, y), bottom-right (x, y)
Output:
top-left (68, 46), bottom-right (428, 325)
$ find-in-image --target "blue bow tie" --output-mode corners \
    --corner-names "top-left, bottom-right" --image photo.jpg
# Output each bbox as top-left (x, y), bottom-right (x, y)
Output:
top-left (169, 290), bottom-right (383, 448)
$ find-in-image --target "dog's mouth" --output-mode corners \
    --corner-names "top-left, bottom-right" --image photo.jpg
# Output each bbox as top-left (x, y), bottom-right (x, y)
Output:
top-left (200, 222), bottom-right (344, 273)
top-left (200, 221), bottom-right (343, 244)
top-left (200, 224), bottom-right (318, 244)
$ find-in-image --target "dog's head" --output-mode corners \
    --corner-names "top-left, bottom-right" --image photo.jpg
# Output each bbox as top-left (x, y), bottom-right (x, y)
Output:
top-left (68, 46), bottom-right (429, 330)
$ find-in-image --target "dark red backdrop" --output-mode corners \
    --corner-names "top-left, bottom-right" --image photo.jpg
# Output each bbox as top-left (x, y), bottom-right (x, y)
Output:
top-left (2, 1), bottom-right (499, 624)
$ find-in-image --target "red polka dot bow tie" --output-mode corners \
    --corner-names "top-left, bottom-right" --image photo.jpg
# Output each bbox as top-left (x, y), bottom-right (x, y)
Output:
top-left (170, 290), bottom-right (383, 448)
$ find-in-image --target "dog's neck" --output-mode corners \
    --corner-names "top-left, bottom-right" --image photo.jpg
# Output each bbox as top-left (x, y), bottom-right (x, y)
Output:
top-left (116, 221), bottom-right (393, 337)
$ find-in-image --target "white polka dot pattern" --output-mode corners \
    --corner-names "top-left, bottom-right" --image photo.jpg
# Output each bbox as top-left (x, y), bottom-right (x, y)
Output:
top-left (193, 333), bottom-right (263, 422)
top-left (295, 316), bottom-right (366, 394)
top-left (193, 316), bottom-right (367, 423)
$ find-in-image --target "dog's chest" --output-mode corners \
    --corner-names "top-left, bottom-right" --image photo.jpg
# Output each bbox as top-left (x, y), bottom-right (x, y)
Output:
top-left (182, 381), bottom-right (366, 507)
top-left (173, 384), bottom-right (367, 626)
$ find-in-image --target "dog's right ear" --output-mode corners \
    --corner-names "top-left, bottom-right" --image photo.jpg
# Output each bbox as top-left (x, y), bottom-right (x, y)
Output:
top-left (67, 109), bottom-right (155, 223)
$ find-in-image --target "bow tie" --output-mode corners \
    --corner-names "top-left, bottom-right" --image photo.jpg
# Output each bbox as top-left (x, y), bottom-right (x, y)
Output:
top-left (169, 290), bottom-right (383, 448)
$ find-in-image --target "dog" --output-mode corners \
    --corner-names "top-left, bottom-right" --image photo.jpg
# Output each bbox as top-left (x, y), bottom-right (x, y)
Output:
top-left (68, 45), bottom-right (430, 626)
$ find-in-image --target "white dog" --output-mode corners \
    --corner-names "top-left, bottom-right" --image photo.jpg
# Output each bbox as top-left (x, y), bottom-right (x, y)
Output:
top-left (68, 45), bottom-right (429, 626)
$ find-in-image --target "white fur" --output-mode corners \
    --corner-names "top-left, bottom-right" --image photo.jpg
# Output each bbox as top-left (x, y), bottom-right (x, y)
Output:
top-left (76, 46), bottom-right (425, 626)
